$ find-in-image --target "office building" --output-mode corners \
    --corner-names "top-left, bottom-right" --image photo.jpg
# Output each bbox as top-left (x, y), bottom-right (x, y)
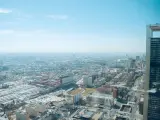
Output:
top-left (144, 24), bottom-right (160, 120)
top-left (130, 58), bottom-right (136, 69)
top-left (139, 97), bottom-right (144, 115)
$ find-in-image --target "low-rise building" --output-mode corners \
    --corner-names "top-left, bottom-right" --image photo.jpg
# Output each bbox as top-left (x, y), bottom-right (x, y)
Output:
top-left (16, 110), bottom-right (29, 120)
top-left (91, 112), bottom-right (103, 120)
top-left (79, 109), bottom-right (94, 120)
top-left (67, 88), bottom-right (84, 104)
top-left (25, 103), bottom-right (46, 117)
top-left (87, 93), bottom-right (114, 107)
top-left (118, 104), bottom-right (132, 117)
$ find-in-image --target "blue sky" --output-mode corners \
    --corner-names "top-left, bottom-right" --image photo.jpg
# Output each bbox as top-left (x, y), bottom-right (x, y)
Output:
top-left (0, 0), bottom-right (159, 53)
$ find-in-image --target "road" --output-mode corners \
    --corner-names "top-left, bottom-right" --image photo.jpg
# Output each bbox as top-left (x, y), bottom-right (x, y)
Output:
top-left (129, 75), bottom-right (144, 120)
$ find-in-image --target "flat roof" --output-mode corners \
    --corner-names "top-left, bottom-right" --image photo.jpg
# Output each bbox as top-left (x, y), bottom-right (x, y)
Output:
top-left (115, 116), bottom-right (127, 120)
top-left (120, 104), bottom-right (132, 113)
top-left (26, 93), bottom-right (64, 104)
top-left (92, 112), bottom-right (103, 120)
top-left (82, 111), bottom-right (94, 118)
top-left (82, 88), bottom-right (96, 96)
top-left (149, 24), bottom-right (160, 31)
top-left (90, 93), bottom-right (113, 99)
top-left (140, 97), bottom-right (144, 102)
top-left (68, 88), bottom-right (84, 95)
top-left (60, 76), bottom-right (70, 79)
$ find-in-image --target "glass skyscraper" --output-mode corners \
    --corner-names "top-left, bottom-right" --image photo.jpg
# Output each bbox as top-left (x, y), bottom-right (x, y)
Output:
top-left (144, 24), bottom-right (160, 120)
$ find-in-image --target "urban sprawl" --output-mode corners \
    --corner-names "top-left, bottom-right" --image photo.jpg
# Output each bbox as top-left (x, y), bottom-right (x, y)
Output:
top-left (0, 53), bottom-right (145, 120)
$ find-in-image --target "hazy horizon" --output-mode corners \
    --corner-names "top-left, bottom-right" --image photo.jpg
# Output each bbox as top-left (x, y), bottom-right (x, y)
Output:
top-left (0, 51), bottom-right (145, 54)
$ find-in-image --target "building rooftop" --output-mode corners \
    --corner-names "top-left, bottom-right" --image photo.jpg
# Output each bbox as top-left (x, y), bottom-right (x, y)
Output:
top-left (115, 116), bottom-right (128, 120)
top-left (82, 111), bottom-right (94, 118)
top-left (26, 92), bottom-right (64, 104)
top-left (0, 83), bottom-right (40, 105)
top-left (140, 97), bottom-right (144, 102)
top-left (60, 76), bottom-right (70, 79)
top-left (92, 112), bottom-right (103, 120)
top-left (120, 104), bottom-right (132, 113)
top-left (149, 24), bottom-right (160, 31)
top-left (114, 73), bottom-right (122, 79)
top-left (78, 109), bottom-right (95, 119)
top-left (68, 88), bottom-right (84, 95)
top-left (82, 88), bottom-right (96, 96)
top-left (90, 92), bottom-right (113, 99)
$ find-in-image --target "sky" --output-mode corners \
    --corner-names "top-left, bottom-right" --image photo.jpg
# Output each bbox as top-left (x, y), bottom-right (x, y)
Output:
top-left (0, 0), bottom-right (160, 53)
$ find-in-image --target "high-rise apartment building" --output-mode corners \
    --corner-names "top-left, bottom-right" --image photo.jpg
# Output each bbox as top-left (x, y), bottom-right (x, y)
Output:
top-left (144, 24), bottom-right (160, 120)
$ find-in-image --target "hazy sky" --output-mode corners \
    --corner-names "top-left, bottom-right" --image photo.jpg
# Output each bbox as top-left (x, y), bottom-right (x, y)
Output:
top-left (0, 0), bottom-right (159, 53)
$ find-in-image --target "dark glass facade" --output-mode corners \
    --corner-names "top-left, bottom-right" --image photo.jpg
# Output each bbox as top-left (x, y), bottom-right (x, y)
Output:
top-left (148, 38), bottom-right (160, 120)
top-left (139, 101), bottom-right (143, 115)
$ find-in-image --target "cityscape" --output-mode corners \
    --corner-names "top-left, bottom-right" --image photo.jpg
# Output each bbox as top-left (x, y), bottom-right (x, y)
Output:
top-left (0, 52), bottom-right (145, 120)
top-left (0, 0), bottom-right (160, 120)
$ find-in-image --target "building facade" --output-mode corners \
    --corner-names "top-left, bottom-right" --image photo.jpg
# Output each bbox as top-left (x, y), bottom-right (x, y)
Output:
top-left (139, 98), bottom-right (144, 115)
top-left (16, 111), bottom-right (29, 120)
top-left (136, 56), bottom-right (140, 61)
top-left (112, 87), bottom-right (118, 98)
top-left (83, 76), bottom-right (93, 87)
top-left (144, 24), bottom-right (160, 120)
top-left (68, 88), bottom-right (84, 104)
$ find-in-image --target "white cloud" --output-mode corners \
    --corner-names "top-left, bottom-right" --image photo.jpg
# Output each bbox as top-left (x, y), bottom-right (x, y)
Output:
top-left (0, 8), bottom-right (12, 14)
top-left (0, 30), bottom-right (14, 34)
top-left (47, 15), bottom-right (68, 20)
top-left (15, 14), bottom-right (32, 21)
